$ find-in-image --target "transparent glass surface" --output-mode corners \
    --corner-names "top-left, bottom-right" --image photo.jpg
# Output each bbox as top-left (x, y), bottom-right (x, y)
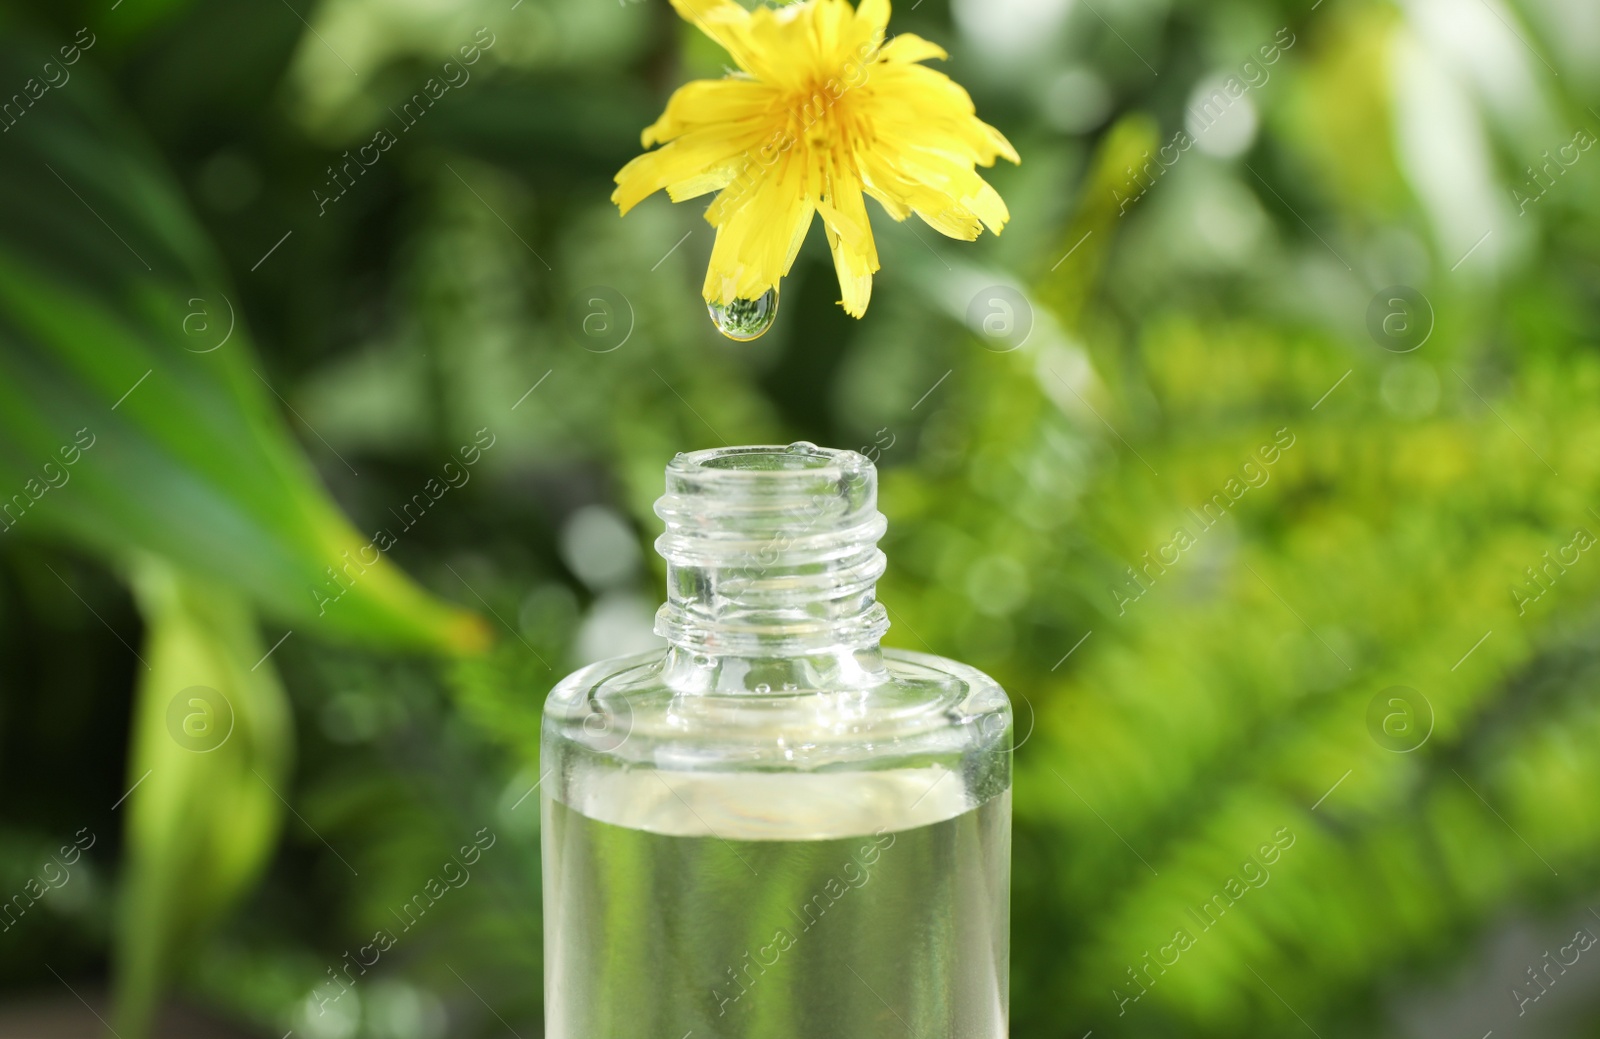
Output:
top-left (541, 444), bottom-right (1012, 1039)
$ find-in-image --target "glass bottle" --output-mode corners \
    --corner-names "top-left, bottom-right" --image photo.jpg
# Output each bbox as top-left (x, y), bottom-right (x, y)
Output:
top-left (541, 443), bottom-right (1012, 1038)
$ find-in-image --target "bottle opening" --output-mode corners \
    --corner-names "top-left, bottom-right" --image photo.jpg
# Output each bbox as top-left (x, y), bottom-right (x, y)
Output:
top-left (653, 443), bottom-right (890, 656)
top-left (694, 444), bottom-right (839, 471)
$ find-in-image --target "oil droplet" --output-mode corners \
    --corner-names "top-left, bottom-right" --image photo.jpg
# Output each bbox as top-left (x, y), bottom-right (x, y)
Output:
top-left (709, 289), bottom-right (778, 341)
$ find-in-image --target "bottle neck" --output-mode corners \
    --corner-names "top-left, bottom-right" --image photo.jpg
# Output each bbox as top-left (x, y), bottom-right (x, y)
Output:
top-left (652, 444), bottom-right (891, 672)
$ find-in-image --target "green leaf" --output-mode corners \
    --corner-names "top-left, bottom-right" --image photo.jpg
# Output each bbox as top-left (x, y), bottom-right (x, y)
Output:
top-left (113, 558), bottom-right (293, 1039)
top-left (0, 15), bottom-right (487, 653)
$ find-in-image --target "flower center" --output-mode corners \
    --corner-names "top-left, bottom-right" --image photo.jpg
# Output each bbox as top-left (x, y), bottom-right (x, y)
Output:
top-left (786, 58), bottom-right (874, 158)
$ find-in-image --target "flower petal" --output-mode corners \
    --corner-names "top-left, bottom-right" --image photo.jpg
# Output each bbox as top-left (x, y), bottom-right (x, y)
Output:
top-left (855, 0), bottom-right (891, 40)
top-left (857, 143), bottom-right (1009, 239)
top-left (667, 0), bottom-right (751, 48)
top-left (613, 127), bottom-right (761, 214)
top-left (614, 79), bottom-right (777, 214)
top-left (641, 78), bottom-right (775, 148)
top-left (867, 63), bottom-right (1020, 164)
top-left (703, 154), bottom-right (816, 304)
top-left (877, 32), bottom-right (945, 64)
top-left (817, 171), bottom-right (878, 317)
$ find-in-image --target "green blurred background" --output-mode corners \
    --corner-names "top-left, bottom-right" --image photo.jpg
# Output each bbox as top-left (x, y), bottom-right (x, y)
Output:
top-left (2, 0), bottom-right (1599, 1035)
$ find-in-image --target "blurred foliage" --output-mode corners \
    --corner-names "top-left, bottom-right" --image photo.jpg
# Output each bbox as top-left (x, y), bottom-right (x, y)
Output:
top-left (115, 560), bottom-right (292, 1038)
top-left (0, 11), bottom-right (487, 654)
top-left (2, 0), bottom-right (1600, 1037)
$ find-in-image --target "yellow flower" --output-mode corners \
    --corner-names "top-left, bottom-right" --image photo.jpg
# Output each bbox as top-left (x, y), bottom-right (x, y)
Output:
top-left (612, 0), bottom-right (1018, 319)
